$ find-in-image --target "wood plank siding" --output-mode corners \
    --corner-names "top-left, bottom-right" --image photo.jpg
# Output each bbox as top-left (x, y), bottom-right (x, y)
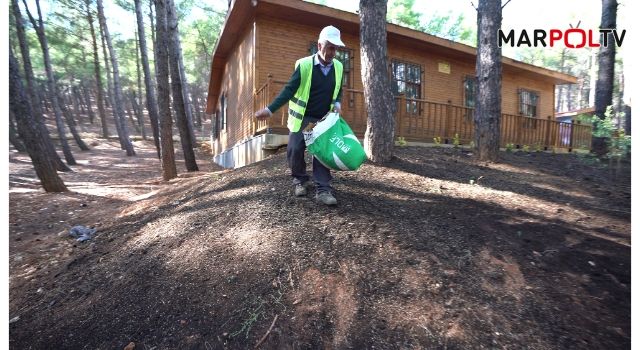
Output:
top-left (207, 0), bottom-right (583, 163)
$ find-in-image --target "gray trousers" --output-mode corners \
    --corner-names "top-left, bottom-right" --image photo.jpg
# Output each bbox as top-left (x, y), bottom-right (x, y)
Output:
top-left (287, 116), bottom-right (332, 193)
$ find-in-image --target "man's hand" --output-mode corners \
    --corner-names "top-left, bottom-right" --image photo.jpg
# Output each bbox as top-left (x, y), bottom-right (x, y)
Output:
top-left (254, 108), bottom-right (271, 120)
top-left (332, 106), bottom-right (342, 116)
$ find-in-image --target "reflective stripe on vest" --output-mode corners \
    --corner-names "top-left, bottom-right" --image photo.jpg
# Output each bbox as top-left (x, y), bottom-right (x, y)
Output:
top-left (287, 55), bottom-right (343, 133)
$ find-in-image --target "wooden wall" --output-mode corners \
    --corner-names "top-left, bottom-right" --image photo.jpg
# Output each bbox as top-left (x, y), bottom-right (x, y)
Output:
top-left (212, 24), bottom-right (255, 155)
top-left (216, 15), bottom-right (558, 153)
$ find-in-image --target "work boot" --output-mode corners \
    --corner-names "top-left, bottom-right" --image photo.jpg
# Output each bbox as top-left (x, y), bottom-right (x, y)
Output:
top-left (294, 183), bottom-right (307, 197)
top-left (316, 191), bottom-right (337, 205)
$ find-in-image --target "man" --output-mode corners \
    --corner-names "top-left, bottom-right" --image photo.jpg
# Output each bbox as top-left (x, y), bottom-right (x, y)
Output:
top-left (255, 25), bottom-right (345, 206)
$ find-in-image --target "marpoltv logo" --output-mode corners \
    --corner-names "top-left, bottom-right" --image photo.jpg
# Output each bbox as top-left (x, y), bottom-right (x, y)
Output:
top-left (498, 24), bottom-right (626, 48)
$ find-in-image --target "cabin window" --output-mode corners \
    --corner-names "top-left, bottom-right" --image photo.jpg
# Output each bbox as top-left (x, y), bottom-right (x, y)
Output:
top-left (220, 93), bottom-right (227, 131)
top-left (390, 59), bottom-right (423, 114)
top-left (213, 109), bottom-right (220, 140)
top-left (309, 42), bottom-right (354, 91)
top-left (463, 75), bottom-right (476, 122)
top-left (519, 88), bottom-right (538, 118)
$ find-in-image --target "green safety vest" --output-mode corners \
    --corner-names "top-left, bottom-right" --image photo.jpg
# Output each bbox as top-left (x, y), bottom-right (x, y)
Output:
top-left (287, 55), bottom-right (343, 132)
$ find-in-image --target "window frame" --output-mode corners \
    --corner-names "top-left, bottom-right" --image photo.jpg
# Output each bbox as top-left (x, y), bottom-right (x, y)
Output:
top-left (519, 88), bottom-right (539, 118)
top-left (389, 58), bottom-right (424, 115)
top-left (220, 93), bottom-right (227, 131)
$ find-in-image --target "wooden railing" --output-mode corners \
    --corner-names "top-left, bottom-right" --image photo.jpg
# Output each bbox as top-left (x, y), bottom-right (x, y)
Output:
top-left (254, 78), bottom-right (592, 150)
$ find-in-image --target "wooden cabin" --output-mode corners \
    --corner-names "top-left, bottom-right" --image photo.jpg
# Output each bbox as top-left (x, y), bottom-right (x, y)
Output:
top-left (206, 0), bottom-right (586, 168)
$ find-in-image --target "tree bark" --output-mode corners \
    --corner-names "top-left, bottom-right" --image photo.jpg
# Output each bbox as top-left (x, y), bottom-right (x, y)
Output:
top-left (473, 0), bottom-right (503, 162)
top-left (555, 49), bottom-right (566, 113)
top-left (57, 93), bottom-right (90, 150)
top-left (133, 31), bottom-right (147, 141)
top-left (592, 0), bottom-right (618, 155)
top-left (166, 0), bottom-right (198, 171)
top-left (130, 90), bottom-right (147, 140)
top-left (11, 0), bottom-right (71, 171)
top-left (124, 92), bottom-right (141, 135)
top-left (97, 0), bottom-right (136, 156)
top-left (155, 0), bottom-right (178, 180)
top-left (22, 0), bottom-right (77, 166)
top-left (9, 110), bottom-right (28, 152)
top-left (359, 0), bottom-right (396, 162)
top-left (85, 0), bottom-right (109, 138)
top-left (135, 0), bottom-right (161, 158)
top-left (82, 79), bottom-right (95, 124)
top-left (10, 48), bottom-right (68, 192)
top-left (98, 12), bottom-right (126, 150)
top-left (171, 5), bottom-right (197, 147)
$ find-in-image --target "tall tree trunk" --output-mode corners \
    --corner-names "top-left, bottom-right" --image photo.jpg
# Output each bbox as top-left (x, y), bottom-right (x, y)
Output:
top-left (577, 71), bottom-right (585, 109)
top-left (82, 79), bottom-right (95, 124)
top-left (592, 0), bottom-right (618, 155)
top-left (564, 75), bottom-right (572, 112)
top-left (135, 0), bottom-right (161, 158)
top-left (57, 93), bottom-right (90, 150)
top-left (124, 92), bottom-right (141, 135)
top-left (555, 49), bottom-right (566, 113)
top-left (11, 0), bottom-right (71, 171)
top-left (167, 0), bottom-right (198, 171)
top-left (588, 51), bottom-right (597, 107)
top-left (155, 0), bottom-right (178, 180)
top-left (97, 0), bottom-right (136, 156)
top-left (131, 90), bottom-right (147, 140)
top-left (85, 0), bottom-right (109, 138)
top-left (359, 0), bottom-right (396, 162)
top-left (10, 48), bottom-right (68, 192)
top-left (99, 13), bottom-right (125, 149)
top-left (168, 0), bottom-right (197, 147)
top-left (22, 0), bottom-right (77, 166)
top-left (67, 76), bottom-right (86, 132)
top-left (9, 110), bottom-right (28, 152)
top-left (134, 31), bottom-right (147, 141)
top-left (473, 0), bottom-right (503, 162)
top-left (75, 86), bottom-right (86, 114)
top-left (40, 83), bottom-right (50, 112)
top-left (192, 85), bottom-right (203, 126)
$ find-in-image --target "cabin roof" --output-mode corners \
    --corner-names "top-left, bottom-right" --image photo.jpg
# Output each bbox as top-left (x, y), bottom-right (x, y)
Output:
top-left (555, 107), bottom-right (596, 119)
top-left (207, 0), bottom-right (578, 112)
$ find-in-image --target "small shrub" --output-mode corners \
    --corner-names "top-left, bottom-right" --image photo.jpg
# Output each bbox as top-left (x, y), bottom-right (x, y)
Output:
top-left (453, 134), bottom-right (460, 148)
top-left (434, 137), bottom-right (441, 148)
top-left (397, 136), bottom-right (407, 147)
top-left (523, 145), bottom-right (529, 152)
top-left (469, 140), bottom-right (474, 149)
top-left (535, 142), bottom-right (542, 152)
top-left (506, 143), bottom-right (514, 152)
top-left (552, 146), bottom-right (557, 154)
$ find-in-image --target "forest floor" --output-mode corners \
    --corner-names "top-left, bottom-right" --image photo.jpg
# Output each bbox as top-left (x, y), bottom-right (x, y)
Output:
top-left (8, 115), bottom-right (631, 349)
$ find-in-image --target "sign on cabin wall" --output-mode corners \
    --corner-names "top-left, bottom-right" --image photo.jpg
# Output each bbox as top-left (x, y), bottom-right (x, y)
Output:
top-left (438, 61), bottom-right (451, 74)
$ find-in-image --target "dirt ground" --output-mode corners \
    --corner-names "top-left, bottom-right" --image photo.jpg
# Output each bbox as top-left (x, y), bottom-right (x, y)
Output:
top-left (8, 116), bottom-right (631, 349)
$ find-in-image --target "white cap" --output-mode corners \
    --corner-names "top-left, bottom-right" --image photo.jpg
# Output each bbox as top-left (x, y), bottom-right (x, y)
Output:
top-left (318, 26), bottom-right (345, 47)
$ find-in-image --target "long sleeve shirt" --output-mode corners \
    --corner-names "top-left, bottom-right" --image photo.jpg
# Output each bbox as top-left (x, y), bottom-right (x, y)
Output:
top-left (266, 54), bottom-right (343, 118)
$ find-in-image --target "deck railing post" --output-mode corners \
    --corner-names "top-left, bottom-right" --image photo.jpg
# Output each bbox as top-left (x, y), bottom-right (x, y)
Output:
top-left (516, 113), bottom-right (524, 147)
top-left (398, 93), bottom-right (405, 138)
top-left (544, 116), bottom-right (552, 149)
top-left (266, 73), bottom-right (273, 132)
top-left (445, 99), bottom-right (453, 140)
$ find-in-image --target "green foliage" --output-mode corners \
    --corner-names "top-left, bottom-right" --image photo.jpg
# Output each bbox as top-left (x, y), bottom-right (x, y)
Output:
top-left (397, 136), bottom-right (407, 147)
top-left (386, 0), bottom-right (475, 45)
top-left (505, 143), bottom-right (514, 152)
top-left (453, 133), bottom-right (460, 148)
top-left (523, 145), bottom-right (529, 152)
top-left (469, 140), bottom-right (474, 149)
top-left (433, 136), bottom-right (441, 148)
top-left (552, 146), bottom-right (557, 154)
top-left (587, 106), bottom-right (631, 160)
top-left (535, 142), bottom-right (542, 152)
